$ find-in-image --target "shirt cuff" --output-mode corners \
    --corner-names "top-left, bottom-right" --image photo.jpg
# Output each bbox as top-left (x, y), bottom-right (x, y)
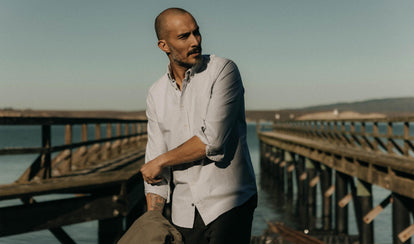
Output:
top-left (144, 181), bottom-right (170, 203)
top-left (194, 127), bottom-right (226, 163)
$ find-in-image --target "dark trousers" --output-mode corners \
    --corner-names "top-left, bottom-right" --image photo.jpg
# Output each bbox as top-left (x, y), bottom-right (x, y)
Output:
top-left (174, 194), bottom-right (257, 244)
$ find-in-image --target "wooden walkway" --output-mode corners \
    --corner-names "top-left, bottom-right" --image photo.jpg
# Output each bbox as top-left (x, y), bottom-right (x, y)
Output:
top-left (258, 117), bottom-right (414, 244)
top-left (0, 116), bottom-right (148, 243)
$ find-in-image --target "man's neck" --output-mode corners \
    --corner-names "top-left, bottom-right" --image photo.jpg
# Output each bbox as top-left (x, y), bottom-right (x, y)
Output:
top-left (170, 64), bottom-right (188, 90)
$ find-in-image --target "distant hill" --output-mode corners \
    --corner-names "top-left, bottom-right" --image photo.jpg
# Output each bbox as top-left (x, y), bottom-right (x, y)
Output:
top-left (300, 97), bottom-right (414, 114)
top-left (2, 97), bottom-right (413, 122)
top-left (246, 97), bottom-right (414, 121)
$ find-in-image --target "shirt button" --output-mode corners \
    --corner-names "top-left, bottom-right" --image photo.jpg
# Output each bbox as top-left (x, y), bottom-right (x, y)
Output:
top-left (191, 203), bottom-right (195, 207)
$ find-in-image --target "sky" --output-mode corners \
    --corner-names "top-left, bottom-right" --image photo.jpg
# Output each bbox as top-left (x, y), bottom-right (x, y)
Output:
top-left (1, 0), bottom-right (414, 111)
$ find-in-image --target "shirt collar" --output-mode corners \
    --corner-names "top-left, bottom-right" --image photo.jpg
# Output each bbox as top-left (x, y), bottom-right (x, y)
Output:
top-left (166, 56), bottom-right (206, 83)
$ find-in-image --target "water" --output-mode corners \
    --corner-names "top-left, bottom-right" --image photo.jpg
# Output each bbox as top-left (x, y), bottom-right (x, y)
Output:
top-left (0, 123), bottom-right (394, 243)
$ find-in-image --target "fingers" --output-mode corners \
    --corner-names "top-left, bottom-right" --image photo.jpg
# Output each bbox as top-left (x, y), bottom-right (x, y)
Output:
top-left (143, 176), bottom-right (163, 185)
top-left (141, 170), bottom-right (163, 184)
top-left (140, 161), bottom-right (163, 185)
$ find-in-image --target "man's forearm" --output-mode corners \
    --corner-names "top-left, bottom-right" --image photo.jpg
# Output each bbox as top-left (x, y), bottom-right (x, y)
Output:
top-left (146, 193), bottom-right (166, 211)
top-left (161, 135), bottom-right (206, 167)
top-left (141, 136), bottom-right (206, 184)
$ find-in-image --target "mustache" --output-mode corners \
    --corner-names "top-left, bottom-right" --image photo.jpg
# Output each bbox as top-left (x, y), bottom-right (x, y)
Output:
top-left (187, 47), bottom-right (202, 56)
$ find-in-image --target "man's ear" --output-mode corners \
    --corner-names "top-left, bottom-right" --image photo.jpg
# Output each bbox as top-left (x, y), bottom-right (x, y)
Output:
top-left (157, 40), bottom-right (170, 54)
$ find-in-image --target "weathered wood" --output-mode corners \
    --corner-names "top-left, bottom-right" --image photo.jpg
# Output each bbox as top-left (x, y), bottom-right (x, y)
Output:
top-left (267, 222), bottom-right (325, 244)
top-left (20, 197), bottom-right (76, 244)
top-left (320, 166), bottom-right (332, 231)
top-left (259, 132), bottom-right (414, 199)
top-left (0, 132), bottom-right (144, 156)
top-left (0, 116), bottom-right (146, 126)
top-left (393, 193), bottom-right (412, 244)
top-left (356, 180), bottom-right (374, 244)
top-left (40, 125), bottom-right (52, 179)
top-left (0, 151), bottom-right (145, 200)
top-left (0, 116), bottom-right (148, 242)
top-left (364, 194), bottom-right (392, 224)
top-left (0, 194), bottom-right (127, 237)
top-left (335, 171), bottom-right (348, 234)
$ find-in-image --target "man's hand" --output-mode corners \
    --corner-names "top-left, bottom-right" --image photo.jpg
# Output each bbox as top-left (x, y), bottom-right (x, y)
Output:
top-left (141, 136), bottom-right (205, 184)
top-left (140, 155), bottom-right (165, 184)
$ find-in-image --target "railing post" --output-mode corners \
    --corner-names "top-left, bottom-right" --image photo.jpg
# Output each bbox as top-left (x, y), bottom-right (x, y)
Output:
top-left (115, 123), bottom-right (122, 155)
top-left (104, 123), bottom-right (112, 160)
top-left (95, 124), bottom-right (102, 161)
top-left (131, 122), bottom-right (137, 145)
top-left (81, 123), bottom-right (88, 167)
top-left (64, 124), bottom-right (72, 172)
top-left (123, 123), bottom-right (129, 148)
top-left (387, 122), bottom-right (393, 154)
top-left (403, 122), bottom-right (410, 156)
top-left (41, 125), bottom-right (51, 179)
top-left (373, 122), bottom-right (379, 151)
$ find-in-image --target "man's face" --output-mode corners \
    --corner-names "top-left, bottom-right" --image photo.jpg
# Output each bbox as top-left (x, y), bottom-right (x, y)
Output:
top-left (164, 13), bottom-right (202, 69)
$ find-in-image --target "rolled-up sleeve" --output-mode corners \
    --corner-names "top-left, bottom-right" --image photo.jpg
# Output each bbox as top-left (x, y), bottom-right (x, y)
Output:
top-left (144, 92), bottom-right (171, 201)
top-left (195, 60), bottom-right (244, 163)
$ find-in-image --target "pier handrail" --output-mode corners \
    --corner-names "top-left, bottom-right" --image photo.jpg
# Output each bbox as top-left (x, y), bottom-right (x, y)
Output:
top-left (0, 116), bottom-right (148, 182)
top-left (272, 117), bottom-right (414, 158)
top-left (258, 116), bottom-right (414, 243)
top-left (0, 116), bottom-right (147, 155)
top-left (259, 116), bottom-right (414, 199)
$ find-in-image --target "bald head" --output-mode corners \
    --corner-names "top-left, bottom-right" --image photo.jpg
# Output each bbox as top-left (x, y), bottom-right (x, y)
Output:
top-left (155, 8), bottom-right (195, 40)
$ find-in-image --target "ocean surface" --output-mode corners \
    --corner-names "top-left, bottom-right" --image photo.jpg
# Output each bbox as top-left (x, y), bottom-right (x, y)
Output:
top-left (0, 123), bottom-right (395, 243)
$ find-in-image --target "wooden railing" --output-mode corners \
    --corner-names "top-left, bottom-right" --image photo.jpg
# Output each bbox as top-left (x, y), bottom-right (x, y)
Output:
top-left (272, 118), bottom-right (414, 157)
top-left (0, 116), bottom-right (148, 243)
top-left (0, 116), bottom-right (147, 183)
top-left (258, 117), bottom-right (414, 244)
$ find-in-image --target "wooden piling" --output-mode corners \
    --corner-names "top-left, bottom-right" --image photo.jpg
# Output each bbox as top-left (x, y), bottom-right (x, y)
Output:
top-left (393, 193), bottom-right (412, 244)
top-left (286, 153), bottom-right (294, 200)
top-left (335, 171), bottom-right (348, 234)
top-left (306, 159), bottom-right (317, 231)
top-left (357, 180), bottom-right (374, 244)
top-left (320, 166), bottom-right (332, 231)
top-left (258, 117), bottom-right (414, 244)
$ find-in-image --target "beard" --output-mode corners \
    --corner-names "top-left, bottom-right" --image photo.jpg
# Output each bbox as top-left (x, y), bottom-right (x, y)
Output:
top-left (170, 47), bottom-right (202, 69)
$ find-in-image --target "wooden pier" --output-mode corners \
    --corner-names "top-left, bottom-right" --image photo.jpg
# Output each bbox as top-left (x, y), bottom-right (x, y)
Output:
top-left (258, 117), bottom-right (414, 244)
top-left (0, 116), bottom-right (148, 243)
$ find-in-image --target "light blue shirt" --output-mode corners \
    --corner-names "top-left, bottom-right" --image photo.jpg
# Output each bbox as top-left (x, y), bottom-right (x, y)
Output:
top-left (144, 54), bottom-right (257, 228)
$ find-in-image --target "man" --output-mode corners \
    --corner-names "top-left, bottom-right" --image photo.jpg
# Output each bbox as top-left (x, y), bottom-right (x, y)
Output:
top-left (140, 8), bottom-right (257, 244)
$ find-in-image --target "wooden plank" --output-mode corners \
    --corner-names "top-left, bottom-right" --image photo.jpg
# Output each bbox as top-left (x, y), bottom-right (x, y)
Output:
top-left (0, 133), bottom-right (143, 156)
top-left (0, 116), bottom-right (146, 126)
top-left (399, 224), bottom-right (414, 243)
top-left (20, 197), bottom-right (76, 244)
top-left (259, 132), bottom-right (414, 199)
top-left (0, 151), bottom-right (145, 200)
top-left (338, 193), bottom-right (353, 208)
top-left (0, 194), bottom-right (127, 237)
top-left (363, 194), bottom-right (392, 224)
top-left (259, 132), bottom-right (414, 174)
top-left (267, 222), bottom-right (325, 244)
